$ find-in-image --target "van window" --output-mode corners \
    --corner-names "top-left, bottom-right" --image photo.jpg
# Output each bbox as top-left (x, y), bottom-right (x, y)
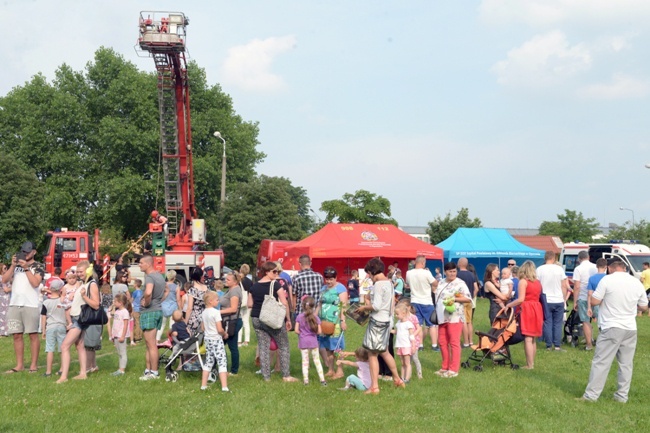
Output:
top-left (62, 238), bottom-right (77, 252)
top-left (80, 237), bottom-right (86, 253)
top-left (564, 255), bottom-right (578, 272)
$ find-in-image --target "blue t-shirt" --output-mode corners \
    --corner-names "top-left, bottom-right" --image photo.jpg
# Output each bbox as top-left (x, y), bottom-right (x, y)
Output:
top-left (587, 273), bottom-right (606, 292)
top-left (512, 277), bottom-right (520, 300)
top-left (132, 289), bottom-right (143, 313)
top-left (280, 271), bottom-right (293, 286)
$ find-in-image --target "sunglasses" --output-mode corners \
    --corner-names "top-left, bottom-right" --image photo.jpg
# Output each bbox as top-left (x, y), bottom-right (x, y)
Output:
top-left (271, 270), bottom-right (280, 274)
top-left (508, 263), bottom-right (515, 266)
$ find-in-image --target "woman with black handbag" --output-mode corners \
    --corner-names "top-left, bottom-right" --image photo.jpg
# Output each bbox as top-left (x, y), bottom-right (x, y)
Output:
top-left (56, 261), bottom-right (101, 384)
top-left (355, 258), bottom-right (404, 394)
top-left (219, 272), bottom-right (243, 375)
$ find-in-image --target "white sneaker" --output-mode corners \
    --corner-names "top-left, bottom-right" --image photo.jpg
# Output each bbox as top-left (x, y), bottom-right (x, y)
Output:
top-left (139, 373), bottom-right (160, 381)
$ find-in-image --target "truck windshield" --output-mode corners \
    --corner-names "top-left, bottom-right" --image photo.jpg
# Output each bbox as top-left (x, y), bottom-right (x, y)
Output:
top-left (624, 255), bottom-right (650, 272)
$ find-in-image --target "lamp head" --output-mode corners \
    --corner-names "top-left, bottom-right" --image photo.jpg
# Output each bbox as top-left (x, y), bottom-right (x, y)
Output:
top-left (213, 131), bottom-right (222, 138)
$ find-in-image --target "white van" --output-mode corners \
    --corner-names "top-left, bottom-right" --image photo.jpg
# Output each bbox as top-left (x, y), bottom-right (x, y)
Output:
top-left (559, 241), bottom-right (650, 282)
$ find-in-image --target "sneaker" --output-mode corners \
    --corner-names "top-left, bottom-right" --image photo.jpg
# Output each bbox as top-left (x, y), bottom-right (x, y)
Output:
top-left (435, 369), bottom-right (448, 377)
top-left (338, 387), bottom-right (350, 391)
top-left (221, 387), bottom-right (230, 392)
top-left (111, 370), bottom-right (125, 376)
top-left (321, 381), bottom-right (328, 386)
top-left (432, 345), bottom-right (440, 352)
top-left (200, 386), bottom-right (208, 390)
top-left (139, 372), bottom-right (160, 381)
top-left (42, 373), bottom-right (52, 377)
top-left (554, 347), bottom-right (566, 352)
top-left (584, 346), bottom-right (593, 351)
top-left (443, 371), bottom-right (459, 378)
top-left (255, 369), bottom-right (262, 375)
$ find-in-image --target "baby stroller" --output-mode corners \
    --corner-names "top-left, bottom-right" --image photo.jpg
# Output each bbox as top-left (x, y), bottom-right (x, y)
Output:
top-left (461, 308), bottom-right (523, 372)
top-left (563, 309), bottom-right (583, 347)
top-left (157, 332), bottom-right (218, 383)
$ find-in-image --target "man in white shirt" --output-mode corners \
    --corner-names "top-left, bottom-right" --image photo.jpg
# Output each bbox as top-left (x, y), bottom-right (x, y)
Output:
top-left (582, 260), bottom-right (648, 403)
top-left (572, 251), bottom-right (598, 350)
top-left (405, 255), bottom-right (439, 350)
top-left (536, 250), bottom-right (569, 351)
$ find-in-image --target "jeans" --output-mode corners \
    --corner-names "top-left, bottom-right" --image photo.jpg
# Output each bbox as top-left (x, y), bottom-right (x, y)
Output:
top-left (225, 318), bottom-right (243, 374)
top-left (543, 302), bottom-right (564, 348)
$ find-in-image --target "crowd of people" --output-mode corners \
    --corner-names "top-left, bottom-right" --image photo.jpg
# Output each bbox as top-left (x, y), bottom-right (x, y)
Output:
top-left (0, 244), bottom-right (647, 402)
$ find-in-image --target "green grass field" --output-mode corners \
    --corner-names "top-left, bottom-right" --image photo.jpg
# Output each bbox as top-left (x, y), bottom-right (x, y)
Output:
top-left (0, 299), bottom-right (648, 432)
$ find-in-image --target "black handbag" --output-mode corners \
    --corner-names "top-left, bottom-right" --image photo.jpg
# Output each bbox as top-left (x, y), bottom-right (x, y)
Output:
top-left (223, 284), bottom-right (242, 339)
top-left (429, 291), bottom-right (439, 326)
top-left (77, 280), bottom-right (108, 327)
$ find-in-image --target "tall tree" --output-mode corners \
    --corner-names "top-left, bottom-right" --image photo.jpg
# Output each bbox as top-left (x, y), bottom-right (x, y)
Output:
top-left (0, 47), bottom-right (265, 254)
top-left (538, 209), bottom-right (599, 243)
top-left (219, 175), bottom-right (308, 267)
top-left (604, 220), bottom-right (650, 246)
top-left (320, 190), bottom-right (398, 226)
top-left (426, 208), bottom-right (482, 245)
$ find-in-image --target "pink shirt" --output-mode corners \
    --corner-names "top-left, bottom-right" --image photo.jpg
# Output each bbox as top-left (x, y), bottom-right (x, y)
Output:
top-left (357, 361), bottom-right (371, 389)
top-left (112, 308), bottom-right (131, 339)
top-left (408, 313), bottom-right (422, 346)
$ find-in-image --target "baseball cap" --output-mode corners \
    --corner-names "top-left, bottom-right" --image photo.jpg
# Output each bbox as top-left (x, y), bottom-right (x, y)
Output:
top-left (50, 280), bottom-right (64, 291)
top-left (21, 241), bottom-right (35, 253)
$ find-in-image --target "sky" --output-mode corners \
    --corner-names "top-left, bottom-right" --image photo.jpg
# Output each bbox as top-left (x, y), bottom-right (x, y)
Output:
top-left (3, 0), bottom-right (650, 231)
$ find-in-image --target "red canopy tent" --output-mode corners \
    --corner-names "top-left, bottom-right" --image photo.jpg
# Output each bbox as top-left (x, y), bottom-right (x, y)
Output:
top-left (282, 223), bottom-right (443, 282)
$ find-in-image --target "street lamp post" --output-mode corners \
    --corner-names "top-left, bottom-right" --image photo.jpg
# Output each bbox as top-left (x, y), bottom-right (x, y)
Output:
top-left (213, 131), bottom-right (226, 204)
top-left (619, 207), bottom-right (635, 229)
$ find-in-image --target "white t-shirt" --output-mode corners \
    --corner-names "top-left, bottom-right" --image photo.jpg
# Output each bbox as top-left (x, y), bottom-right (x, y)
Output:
top-left (405, 268), bottom-right (435, 305)
top-left (593, 271), bottom-right (647, 331)
top-left (536, 264), bottom-right (567, 304)
top-left (201, 307), bottom-right (222, 340)
top-left (499, 278), bottom-right (513, 296)
top-left (10, 264), bottom-right (44, 308)
top-left (394, 320), bottom-right (414, 349)
top-left (572, 260), bottom-right (597, 301)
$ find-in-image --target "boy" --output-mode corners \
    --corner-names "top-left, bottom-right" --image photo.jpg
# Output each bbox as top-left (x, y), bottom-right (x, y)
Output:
top-left (170, 310), bottom-right (190, 344)
top-left (40, 285), bottom-right (67, 377)
top-left (131, 279), bottom-right (143, 344)
top-left (200, 291), bottom-right (229, 392)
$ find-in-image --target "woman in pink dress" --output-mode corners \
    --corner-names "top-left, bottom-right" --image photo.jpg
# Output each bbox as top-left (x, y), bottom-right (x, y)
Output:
top-left (505, 260), bottom-right (543, 369)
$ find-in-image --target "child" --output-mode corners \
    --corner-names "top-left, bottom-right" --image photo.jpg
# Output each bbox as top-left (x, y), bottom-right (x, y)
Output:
top-left (200, 291), bottom-right (229, 392)
top-left (295, 296), bottom-right (327, 386)
top-left (40, 284), bottom-right (67, 377)
top-left (131, 279), bottom-right (143, 344)
top-left (500, 267), bottom-right (513, 300)
top-left (181, 282), bottom-right (191, 319)
top-left (170, 309), bottom-right (190, 343)
top-left (403, 300), bottom-right (423, 379)
top-left (61, 268), bottom-right (79, 329)
top-left (111, 293), bottom-right (131, 376)
top-left (394, 302), bottom-right (416, 382)
top-left (335, 347), bottom-right (371, 391)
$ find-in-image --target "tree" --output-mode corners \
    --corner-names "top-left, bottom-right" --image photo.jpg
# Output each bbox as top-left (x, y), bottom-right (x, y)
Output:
top-left (320, 190), bottom-right (398, 226)
top-left (0, 47), bottom-right (265, 255)
top-left (538, 209), bottom-right (599, 243)
top-left (426, 208), bottom-right (482, 245)
top-left (0, 155), bottom-right (46, 259)
top-left (219, 175), bottom-right (308, 267)
top-left (606, 220), bottom-right (650, 246)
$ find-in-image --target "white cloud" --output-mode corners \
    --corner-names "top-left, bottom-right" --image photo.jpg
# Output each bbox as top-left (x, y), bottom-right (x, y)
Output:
top-left (221, 35), bottom-right (296, 92)
top-left (479, 0), bottom-right (650, 27)
top-left (492, 31), bottom-right (591, 88)
top-left (578, 74), bottom-right (650, 99)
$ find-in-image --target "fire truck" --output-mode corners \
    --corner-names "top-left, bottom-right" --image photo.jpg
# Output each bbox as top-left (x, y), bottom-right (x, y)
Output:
top-left (44, 12), bottom-right (223, 284)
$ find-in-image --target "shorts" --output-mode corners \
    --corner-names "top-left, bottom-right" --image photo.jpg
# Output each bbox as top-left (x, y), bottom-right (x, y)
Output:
top-left (45, 326), bottom-right (67, 352)
top-left (412, 303), bottom-right (436, 327)
top-left (464, 304), bottom-right (474, 323)
top-left (318, 334), bottom-right (345, 351)
top-left (140, 310), bottom-right (163, 331)
top-left (7, 306), bottom-right (40, 334)
top-left (396, 346), bottom-right (412, 356)
top-left (577, 299), bottom-right (599, 322)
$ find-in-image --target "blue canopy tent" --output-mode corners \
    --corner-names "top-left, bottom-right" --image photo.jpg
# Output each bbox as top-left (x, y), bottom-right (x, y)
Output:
top-left (430, 228), bottom-right (546, 280)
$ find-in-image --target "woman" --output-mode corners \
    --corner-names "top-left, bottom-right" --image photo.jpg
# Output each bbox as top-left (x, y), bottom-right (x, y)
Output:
top-left (157, 270), bottom-right (178, 342)
top-left (317, 266), bottom-right (348, 379)
top-left (484, 263), bottom-right (509, 323)
top-left (111, 271), bottom-right (131, 299)
top-left (238, 264), bottom-right (253, 347)
top-left (355, 258), bottom-right (403, 394)
top-left (505, 260), bottom-right (543, 369)
top-left (434, 262), bottom-right (472, 378)
top-left (219, 272), bottom-right (243, 375)
top-left (185, 267), bottom-right (208, 336)
top-left (56, 260), bottom-right (101, 383)
top-left (0, 264), bottom-right (10, 336)
top-left (247, 261), bottom-right (297, 382)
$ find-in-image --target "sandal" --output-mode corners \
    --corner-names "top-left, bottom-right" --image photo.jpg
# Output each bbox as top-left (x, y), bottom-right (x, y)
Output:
top-left (282, 376), bottom-right (299, 383)
top-left (394, 378), bottom-right (406, 388)
top-left (364, 387), bottom-right (380, 395)
top-left (4, 368), bottom-right (23, 374)
top-left (28, 369), bottom-right (38, 374)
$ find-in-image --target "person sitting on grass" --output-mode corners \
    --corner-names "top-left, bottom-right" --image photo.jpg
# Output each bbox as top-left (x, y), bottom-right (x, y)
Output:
top-left (336, 347), bottom-right (371, 391)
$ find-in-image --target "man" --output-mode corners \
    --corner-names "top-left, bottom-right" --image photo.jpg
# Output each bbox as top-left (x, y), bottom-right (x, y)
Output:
top-left (582, 260), bottom-right (648, 403)
top-left (640, 262), bottom-right (650, 317)
top-left (291, 255), bottom-right (323, 315)
top-left (405, 255), bottom-right (439, 350)
top-left (456, 258), bottom-right (478, 347)
top-left (138, 255), bottom-right (167, 380)
top-left (572, 251), bottom-right (598, 350)
top-left (586, 258), bottom-right (607, 324)
top-left (2, 241), bottom-right (45, 373)
top-left (507, 259), bottom-right (516, 268)
top-left (536, 250), bottom-right (569, 351)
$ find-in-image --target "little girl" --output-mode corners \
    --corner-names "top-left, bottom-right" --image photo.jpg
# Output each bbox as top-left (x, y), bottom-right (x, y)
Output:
top-left (200, 291), bottom-right (229, 392)
top-left (111, 293), bottom-right (131, 376)
top-left (394, 302), bottom-right (416, 383)
top-left (336, 347), bottom-right (371, 391)
top-left (403, 300), bottom-right (423, 379)
top-left (295, 296), bottom-right (326, 386)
